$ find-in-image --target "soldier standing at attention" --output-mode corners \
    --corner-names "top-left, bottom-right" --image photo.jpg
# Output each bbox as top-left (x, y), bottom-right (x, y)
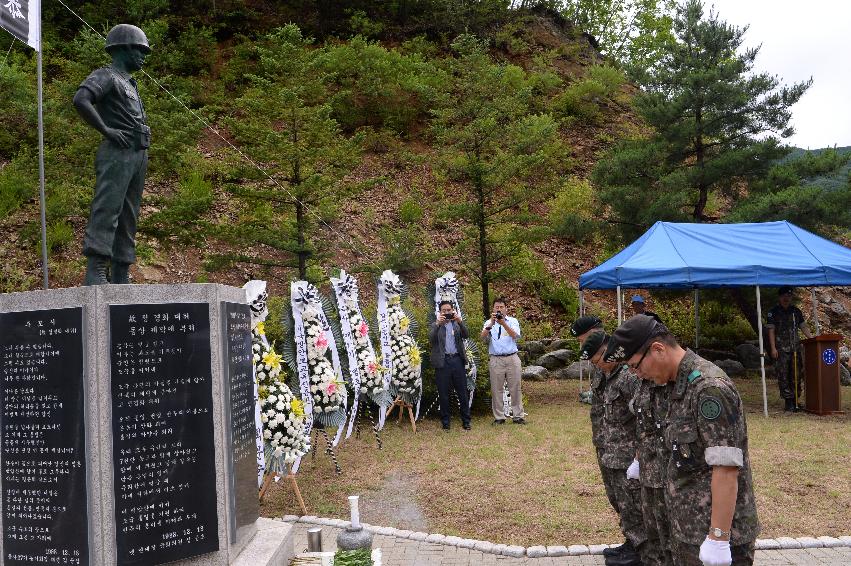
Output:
top-left (766, 287), bottom-right (812, 412)
top-left (578, 331), bottom-right (648, 566)
top-left (606, 316), bottom-right (759, 566)
top-left (74, 24), bottom-right (152, 285)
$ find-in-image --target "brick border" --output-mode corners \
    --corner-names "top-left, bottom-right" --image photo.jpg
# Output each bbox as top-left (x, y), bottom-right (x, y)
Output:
top-left (280, 516), bottom-right (851, 558)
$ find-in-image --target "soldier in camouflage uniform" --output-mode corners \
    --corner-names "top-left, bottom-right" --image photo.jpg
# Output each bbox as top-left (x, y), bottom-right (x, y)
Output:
top-left (579, 331), bottom-right (650, 566)
top-left (606, 315), bottom-right (760, 566)
top-left (766, 287), bottom-right (812, 411)
top-left (632, 377), bottom-right (675, 565)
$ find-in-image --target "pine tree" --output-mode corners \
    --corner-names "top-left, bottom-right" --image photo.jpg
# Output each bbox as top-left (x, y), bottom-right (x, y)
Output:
top-left (431, 34), bottom-right (571, 318)
top-left (228, 25), bottom-right (361, 279)
top-left (593, 0), bottom-right (811, 240)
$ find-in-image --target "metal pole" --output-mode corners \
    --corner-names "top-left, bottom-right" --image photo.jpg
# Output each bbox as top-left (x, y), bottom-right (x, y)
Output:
top-left (811, 288), bottom-right (820, 335)
top-left (37, 31), bottom-right (49, 289)
top-left (756, 286), bottom-right (768, 417)
top-left (616, 286), bottom-right (622, 324)
top-left (694, 289), bottom-right (700, 349)
top-left (579, 290), bottom-right (585, 316)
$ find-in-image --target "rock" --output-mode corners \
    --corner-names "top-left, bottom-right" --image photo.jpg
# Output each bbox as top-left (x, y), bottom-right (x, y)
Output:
top-left (517, 351), bottom-right (529, 365)
top-left (535, 349), bottom-right (574, 370)
top-left (548, 339), bottom-right (571, 351)
top-left (839, 345), bottom-right (849, 364)
top-left (715, 359), bottom-right (745, 377)
top-left (526, 546), bottom-right (547, 558)
top-left (546, 545), bottom-right (569, 556)
top-left (502, 545), bottom-right (526, 557)
top-left (734, 343), bottom-right (762, 369)
top-left (697, 348), bottom-right (736, 362)
top-left (556, 361), bottom-right (594, 380)
top-left (522, 365), bottom-right (550, 381)
top-left (567, 544), bottom-right (589, 555)
top-left (539, 338), bottom-right (553, 347)
top-left (336, 527), bottom-right (374, 551)
top-left (522, 340), bottom-right (547, 358)
top-left (841, 364), bottom-right (850, 387)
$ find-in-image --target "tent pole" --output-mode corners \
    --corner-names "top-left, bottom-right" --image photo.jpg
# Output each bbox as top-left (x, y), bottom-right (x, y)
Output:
top-left (694, 289), bottom-right (700, 349)
top-left (811, 288), bottom-right (820, 335)
top-left (756, 286), bottom-right (768, 417)
top-left (616, 286), bottom-right (622, 324)
top-left (579, 290), bottom-right (585, 316)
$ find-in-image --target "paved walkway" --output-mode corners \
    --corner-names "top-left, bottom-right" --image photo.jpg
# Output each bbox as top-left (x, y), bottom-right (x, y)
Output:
top-left (291, 523), bottom-right (851, 565)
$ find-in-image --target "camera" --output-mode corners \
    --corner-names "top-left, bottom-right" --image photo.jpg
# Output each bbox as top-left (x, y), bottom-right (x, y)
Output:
top-left (495, 313), bottom-right (503, 320)
top-left (444, 312), bottom-right (455, 320)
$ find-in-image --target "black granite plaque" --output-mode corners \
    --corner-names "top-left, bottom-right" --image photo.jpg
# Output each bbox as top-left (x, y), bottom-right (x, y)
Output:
top-left (109, 303), bottom-right (219, 565)
top-left (0, 307), bottom-right (89, 566)
top-left (221, 302), bottom-right (260, 544)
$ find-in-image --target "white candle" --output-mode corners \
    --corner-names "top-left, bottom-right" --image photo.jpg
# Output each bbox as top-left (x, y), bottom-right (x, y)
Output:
top-left (348, 495), bottom-right (361, 529)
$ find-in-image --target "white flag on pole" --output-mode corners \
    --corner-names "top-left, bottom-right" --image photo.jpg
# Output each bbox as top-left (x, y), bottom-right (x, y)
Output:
top-left (1, 0), bottom-right (40, 51)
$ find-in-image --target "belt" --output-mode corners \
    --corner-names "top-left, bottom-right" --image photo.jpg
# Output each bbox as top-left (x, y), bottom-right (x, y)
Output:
top-left (445, 353), bottom-right (460, 357)
top-left (491, 352), bottom-right (518, 357)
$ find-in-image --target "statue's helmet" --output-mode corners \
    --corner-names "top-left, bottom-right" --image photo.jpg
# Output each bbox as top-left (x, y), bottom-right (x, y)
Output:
top-left (105, 24), bottom-right (151, 54)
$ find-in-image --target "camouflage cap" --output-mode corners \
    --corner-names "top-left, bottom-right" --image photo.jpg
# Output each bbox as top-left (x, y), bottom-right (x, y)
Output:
top-left (604, 315), bottom-right (667, 362)
top-left (570, 315), bottom-right (603, 337)
top-left (579, 331), bottom-right (607, 361)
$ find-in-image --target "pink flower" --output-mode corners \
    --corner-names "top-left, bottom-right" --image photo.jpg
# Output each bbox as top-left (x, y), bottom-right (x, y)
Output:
top-left (326, 382), bottom-right (337, 395)
top-left (358, 321), bottom-right (369, 337)
top-left (367, 361), bottom-right (378, 374)
top-left (315, 332), bottom-right (328, 349)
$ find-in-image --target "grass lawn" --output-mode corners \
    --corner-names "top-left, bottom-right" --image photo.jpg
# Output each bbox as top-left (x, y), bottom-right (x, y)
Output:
top-left (260, 378), bottom-right (851, 546)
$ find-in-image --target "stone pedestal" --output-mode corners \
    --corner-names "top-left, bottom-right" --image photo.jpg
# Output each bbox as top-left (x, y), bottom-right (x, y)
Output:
top-left (0, 284), bottom-right (291, 566)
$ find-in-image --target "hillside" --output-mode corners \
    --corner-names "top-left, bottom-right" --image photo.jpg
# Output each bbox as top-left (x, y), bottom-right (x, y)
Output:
top-left (2, 4), bottom-right (850, 343)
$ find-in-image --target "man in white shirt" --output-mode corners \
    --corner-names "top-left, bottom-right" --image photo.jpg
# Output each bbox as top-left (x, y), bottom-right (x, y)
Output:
top-left (481, 298), bottom-right (525, 424)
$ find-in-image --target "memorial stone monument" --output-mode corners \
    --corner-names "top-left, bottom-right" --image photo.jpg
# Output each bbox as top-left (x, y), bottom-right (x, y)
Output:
top-left (0, 284), bottom-right (292, 565)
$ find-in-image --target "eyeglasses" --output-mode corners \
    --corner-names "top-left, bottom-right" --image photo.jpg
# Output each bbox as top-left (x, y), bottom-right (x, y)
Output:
top-left (628, 344), bottom-right (652, 371)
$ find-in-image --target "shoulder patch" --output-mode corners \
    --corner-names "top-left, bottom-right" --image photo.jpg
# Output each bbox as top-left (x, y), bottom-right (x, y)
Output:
top-left (687, 370), bottom-right (702, 383)
top-left (699, 397), bottom-right (722, 420)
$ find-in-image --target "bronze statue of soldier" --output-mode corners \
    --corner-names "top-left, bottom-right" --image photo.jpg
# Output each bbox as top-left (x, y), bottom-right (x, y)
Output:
top-left (73, 24), bottom-right (151, 285)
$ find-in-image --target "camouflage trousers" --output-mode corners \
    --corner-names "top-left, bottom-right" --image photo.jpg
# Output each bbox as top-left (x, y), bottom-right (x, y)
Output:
top-left (776, 348), bottom-right (804, 400)
top-left (599, 461), bottom-right (647, 548)
top-left (640, 485), bottom-right (673, 566)
top-left (672, 539), bottom-right (755, 565)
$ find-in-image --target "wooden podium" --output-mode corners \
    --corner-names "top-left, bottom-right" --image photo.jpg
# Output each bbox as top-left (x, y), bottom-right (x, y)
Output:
top-left (801, 334), bottom-right (844, 415)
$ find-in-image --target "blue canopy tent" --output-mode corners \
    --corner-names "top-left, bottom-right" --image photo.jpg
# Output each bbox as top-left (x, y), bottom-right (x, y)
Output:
top-left (578, 221), bottom-right (851, 416)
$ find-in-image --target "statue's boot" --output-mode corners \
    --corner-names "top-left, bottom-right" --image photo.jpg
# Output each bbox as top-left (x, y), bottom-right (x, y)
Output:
top-left (110, 261), bottom-right (131, 284)
top-left (84, 255), bottom-right (110, 285)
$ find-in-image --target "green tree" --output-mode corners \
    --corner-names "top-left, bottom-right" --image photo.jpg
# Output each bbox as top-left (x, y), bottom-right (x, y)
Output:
top-left (728, 148), bottom-right (851, 233)
top-left (431, 34), bottom-right (571, 317)
top-left (227, 25), bottom-right (361, 279)
top-left (559, 0), bottom-right (676, 68)
top-left (593, 0), bottom-right (811, 241)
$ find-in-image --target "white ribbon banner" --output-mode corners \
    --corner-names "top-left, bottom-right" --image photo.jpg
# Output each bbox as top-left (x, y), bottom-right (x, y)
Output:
top-left (331, 271), bottom-right (362, 439)
top-left (290, 281), bottom-right (313, 474)
top-left (376, 281), bottom-right (393, 430)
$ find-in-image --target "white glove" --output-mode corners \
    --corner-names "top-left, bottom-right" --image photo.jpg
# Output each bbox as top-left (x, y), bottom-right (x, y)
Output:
top-left (626, 458), bottom-right (640, 480)
top-left (699, 536), bottom-right (732, 566)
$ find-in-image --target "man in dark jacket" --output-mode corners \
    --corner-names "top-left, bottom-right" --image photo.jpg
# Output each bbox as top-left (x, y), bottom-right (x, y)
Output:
top-left (428, 300), bottom-right (471, 431)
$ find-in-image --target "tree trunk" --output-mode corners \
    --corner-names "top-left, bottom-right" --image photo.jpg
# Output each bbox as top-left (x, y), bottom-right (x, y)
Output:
top-left (693, 108), bottom-right (708, 220)
top-left (728, 288), bottom-right (768, 343)
top-left (476, 179), bottom-right (490, 319)
top-left (296, 201), bottom-right (306, 280)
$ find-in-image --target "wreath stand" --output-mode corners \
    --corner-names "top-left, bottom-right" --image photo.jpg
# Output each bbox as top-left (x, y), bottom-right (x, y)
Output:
top-left (259, 471), bottom-right (307, 515)
top-left (385, 397), bottom-right (416, 432)
top-left (310, 426), bottom-right (343, 475)
top-left (353, 395), bottom-right (383, 449)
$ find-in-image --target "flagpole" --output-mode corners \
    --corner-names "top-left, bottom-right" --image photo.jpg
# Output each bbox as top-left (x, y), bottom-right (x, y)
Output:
top-left (36, 7), bottom-right (48, 289)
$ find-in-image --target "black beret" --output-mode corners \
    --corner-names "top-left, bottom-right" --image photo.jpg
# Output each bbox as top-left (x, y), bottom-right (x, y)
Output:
top-left (604, 315), bottom-right (668, 362)
top-left (579, 331), bottom-right (607, 361)
top-left (778, 286), bottom-right (794, 296)
top-left (570, 315), bottom-right (603, 337)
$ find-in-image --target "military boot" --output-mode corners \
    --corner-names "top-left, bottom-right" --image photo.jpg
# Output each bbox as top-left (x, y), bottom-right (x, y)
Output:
top-left (783, 398), bottom-right (794, 412)
top-left (605, 548), bottom-right (642, 566)
top-left (84, 255), bottom-right (109, 285)
top-left (110, 261), bottom-right (131, 284)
